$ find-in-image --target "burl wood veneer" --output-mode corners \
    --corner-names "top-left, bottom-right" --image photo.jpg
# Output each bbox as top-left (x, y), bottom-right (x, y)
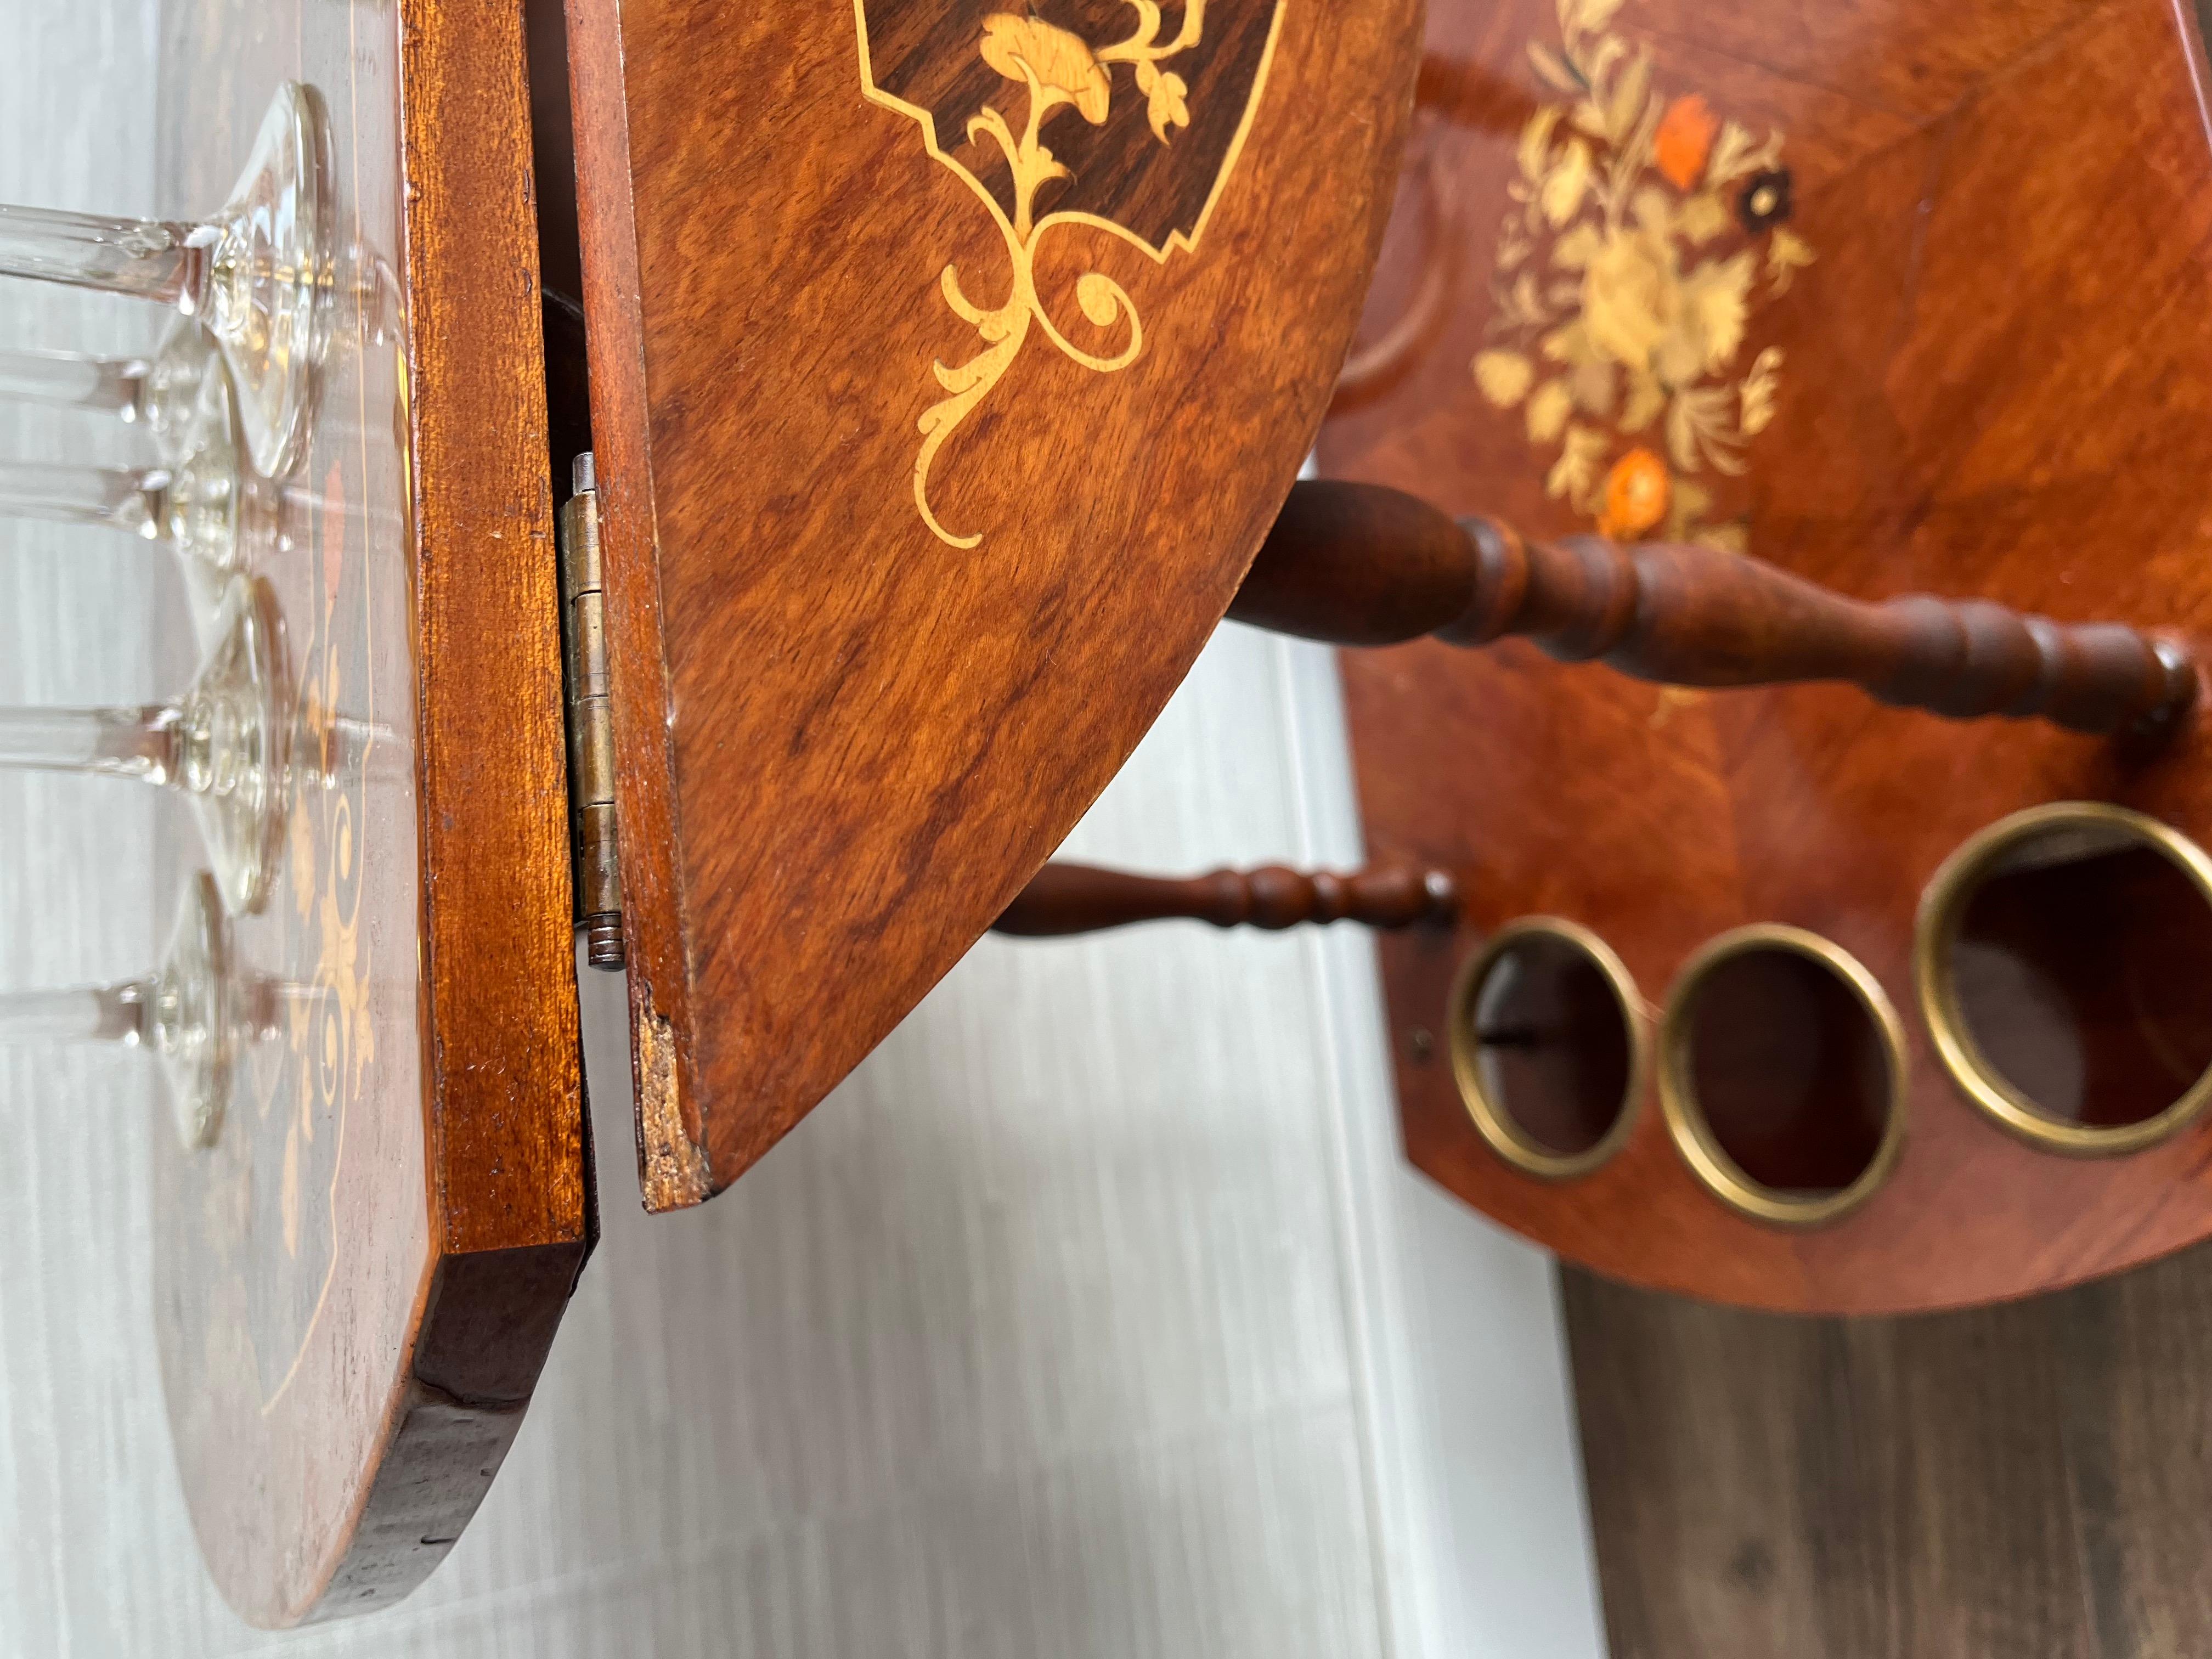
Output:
top-left (1322, 0), bottom-right (2212, 1312)
top-left (563, 0), bottom-right (1424, 1207)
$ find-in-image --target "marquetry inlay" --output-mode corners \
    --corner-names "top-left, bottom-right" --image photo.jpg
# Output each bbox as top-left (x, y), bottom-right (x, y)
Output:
top-left (855, 1), bottom-right (1284, 546)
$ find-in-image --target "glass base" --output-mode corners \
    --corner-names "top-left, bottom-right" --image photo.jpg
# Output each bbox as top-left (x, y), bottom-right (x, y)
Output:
top-left (149, 873), bottom-right (238, 1150)
top-left (201, 84), bottom-right (332, 479)
top-left (160, 352), bottom-right (281, 645)
top-left (137, 320), bottom-right (217, 460)
top-left (179, 579), bottom-right (291, 915)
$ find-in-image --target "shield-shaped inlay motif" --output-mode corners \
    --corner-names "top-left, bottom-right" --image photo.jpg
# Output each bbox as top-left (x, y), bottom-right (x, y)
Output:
top-left (855, 1), bottom-right (1286, 545)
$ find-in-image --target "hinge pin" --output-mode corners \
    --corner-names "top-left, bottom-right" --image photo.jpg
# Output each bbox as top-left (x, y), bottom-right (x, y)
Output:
top-left (559, 452), bottom-right (626, 970)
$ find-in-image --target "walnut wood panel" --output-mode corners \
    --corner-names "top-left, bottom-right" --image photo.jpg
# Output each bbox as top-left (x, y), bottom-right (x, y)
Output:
top-left (1565, 1253), bottom-right (2212, 1658)
top-left (154, 0), bottom-right (589, 1624)
top-left (1323, 0), bottom-right (2212, 1312)
top-left (564, 0), bottom-right (1423, 1207)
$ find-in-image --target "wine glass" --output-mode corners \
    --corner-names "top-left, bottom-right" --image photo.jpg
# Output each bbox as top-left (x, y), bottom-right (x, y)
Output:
top-left (0, 872), bottom-right (303, 1149)
top-left (0, 578), bottom-right (289, 914)
top-left (0, 345), bottom-right (278, 640)
top-left (0, 321), bottom-right (216, 459)
top-left (0, 83), bottom-right (331, 478)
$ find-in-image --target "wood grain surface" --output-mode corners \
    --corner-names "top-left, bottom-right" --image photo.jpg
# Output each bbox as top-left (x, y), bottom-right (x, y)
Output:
top-left (563, 0), bottom-right (1423, 1208)
top-left (1322, 0), bottom-right (2212, 1312)
top-left (6, 19), bottom-right (1606, 1657)
top-left (150, 0), bottom-right (590, 1624)
top-left (1565, 1252), bottom-right (2212, 1658)
top-left (1235, 481), bottom-right (2196, 735)
top-left (992, 859), bottom-right (1459, 935)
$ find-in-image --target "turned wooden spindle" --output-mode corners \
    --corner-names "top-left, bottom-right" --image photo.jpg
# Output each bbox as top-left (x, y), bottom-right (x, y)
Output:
top-left (993, 862), bottom-right (1459, 937)
top-left (1228, 481), bottom-right (2198, 736)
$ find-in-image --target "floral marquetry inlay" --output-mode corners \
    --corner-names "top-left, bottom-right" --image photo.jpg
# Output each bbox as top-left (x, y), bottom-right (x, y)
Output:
top-left (856, 1), bottom-right (1284, 547)
top-left (1472, 0), bottom-right (1813, 549)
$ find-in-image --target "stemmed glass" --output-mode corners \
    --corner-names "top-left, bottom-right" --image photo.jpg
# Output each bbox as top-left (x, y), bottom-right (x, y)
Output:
top-left (0, 872), bottom-right (302, 1149)
top-left (0, 323), bottom-right (216, 459)
top-left (0, 344), bottom-right (277, 638)
top-left (0, 578), bottom-right (289, 915)
top-left (0, 83), bottom-right (330, 478)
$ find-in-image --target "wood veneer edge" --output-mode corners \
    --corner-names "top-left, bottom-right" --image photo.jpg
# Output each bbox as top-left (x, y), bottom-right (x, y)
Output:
top-left (399, 0), bottom-right (588, 1255)
top-left (562, 0), bottom-right (710, 1212)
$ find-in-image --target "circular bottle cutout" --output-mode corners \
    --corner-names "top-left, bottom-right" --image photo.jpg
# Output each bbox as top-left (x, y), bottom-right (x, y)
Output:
top-left (1916, 803), bottom-right (2212, 1154)
top-left (1660, 927), bottom-right (1906, 1226)
top-left (1448, 918), bottom-right (1646, 1180)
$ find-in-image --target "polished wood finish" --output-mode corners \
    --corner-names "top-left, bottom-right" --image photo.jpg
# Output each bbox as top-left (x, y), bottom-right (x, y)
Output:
top-left (1566, 1252), bottom-right (2212, 1658)
top-left (1237, 481), bottom-right (2196, 735)
top-left (564, 0), bottom-right (1423, 1209)
top-left (154, 0), bottom-right (589, 1624)
top-left (993, 860), bottom-right (1458, 936)
top-left (1324, 0), bottom-right (2212, 1312)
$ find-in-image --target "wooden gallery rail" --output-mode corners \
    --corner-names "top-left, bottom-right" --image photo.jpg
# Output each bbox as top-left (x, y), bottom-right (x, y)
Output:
top-left (998, 479), bottom-right (2197, 936)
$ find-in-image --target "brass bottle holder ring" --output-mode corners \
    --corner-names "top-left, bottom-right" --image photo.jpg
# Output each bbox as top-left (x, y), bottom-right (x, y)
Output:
top-left (1658, 924), bottom-right (1908, 1227)
top-left (1915, 801), bottom-right (2212, 1156)
top-left (1448, 916), bottom-right (1648, 1181)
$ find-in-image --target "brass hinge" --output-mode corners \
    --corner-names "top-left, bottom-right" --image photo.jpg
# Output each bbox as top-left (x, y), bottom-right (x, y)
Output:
top-left (559, 453), bottom-right (626, 970)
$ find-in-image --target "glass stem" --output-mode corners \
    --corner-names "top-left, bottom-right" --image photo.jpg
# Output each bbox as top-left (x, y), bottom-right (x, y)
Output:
top-left (0, 458), bottom-right (168, 538)
top-left (0, 703), bottom-right (180, 783)
top-left (0, 205), bottom-right (207, 309)
top-left (0, 347), bottom-right (148, 417)
top-left (0, 981), bottom-right (147, 1045)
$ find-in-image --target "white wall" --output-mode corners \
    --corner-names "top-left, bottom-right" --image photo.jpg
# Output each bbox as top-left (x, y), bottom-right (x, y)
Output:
top-left (0, 8), bottom-right (1607, 1655)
